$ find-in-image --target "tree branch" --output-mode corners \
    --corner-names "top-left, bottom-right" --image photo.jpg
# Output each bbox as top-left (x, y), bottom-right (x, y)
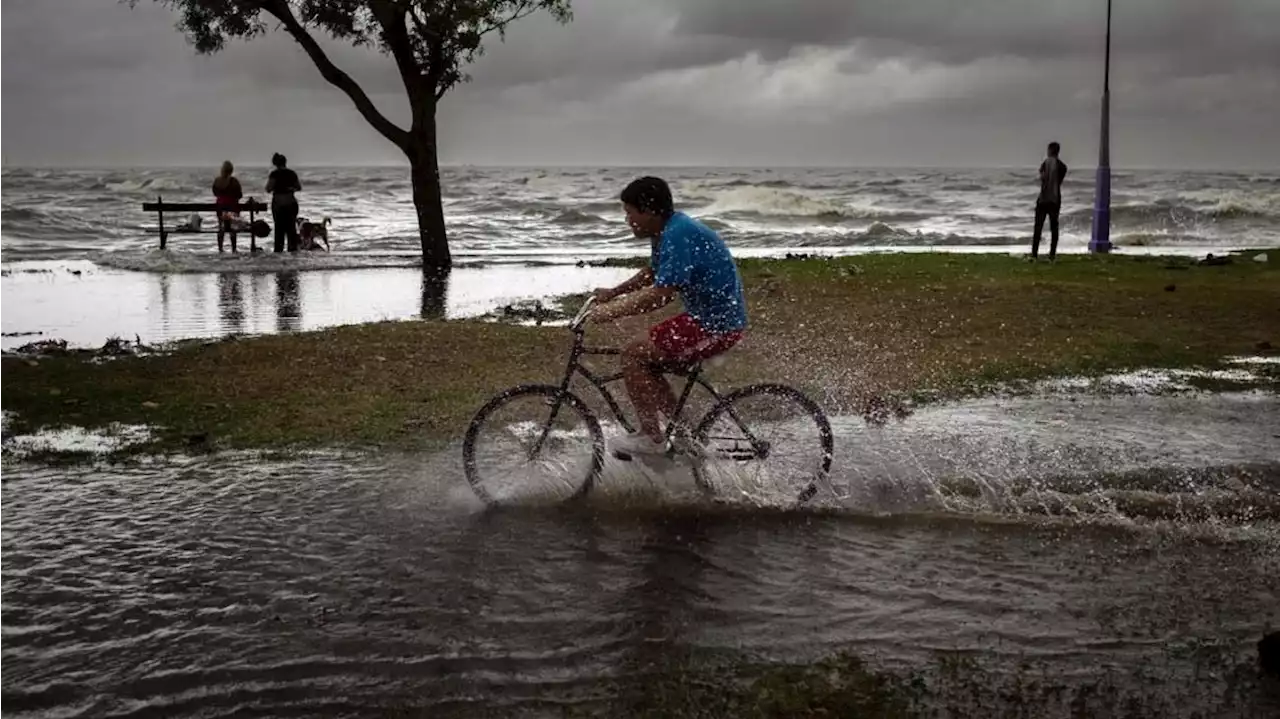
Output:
top-left (261, 0), bottom-right (409, 149)
top-left (369, 0), bottom-right (430, 113)
top-left (476, 0), bottom-right (538, 39)
top-left (406, 4), bottom-right (449, 100)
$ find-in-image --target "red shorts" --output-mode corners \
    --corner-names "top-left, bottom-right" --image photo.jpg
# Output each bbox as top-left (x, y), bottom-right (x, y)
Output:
top-left (649, 313), bottom-right (743, 367)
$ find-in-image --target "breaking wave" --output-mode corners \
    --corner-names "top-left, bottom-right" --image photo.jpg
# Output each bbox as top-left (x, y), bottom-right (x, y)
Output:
top-left (701, 186), bottom-right (934, 223)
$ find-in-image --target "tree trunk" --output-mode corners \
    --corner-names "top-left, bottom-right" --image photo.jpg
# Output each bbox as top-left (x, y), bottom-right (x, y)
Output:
top-left (420, 267), bottom-right (449, 319)
top-left (408, 115), bottom-right (451, 271)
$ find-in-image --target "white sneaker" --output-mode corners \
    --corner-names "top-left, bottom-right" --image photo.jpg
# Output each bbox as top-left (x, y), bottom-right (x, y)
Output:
top-left (610, 432), bottom-right (668, 461)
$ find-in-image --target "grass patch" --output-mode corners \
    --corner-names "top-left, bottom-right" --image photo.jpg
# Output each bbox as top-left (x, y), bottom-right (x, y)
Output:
top-left (3, 252), bottom-right (1277, 458)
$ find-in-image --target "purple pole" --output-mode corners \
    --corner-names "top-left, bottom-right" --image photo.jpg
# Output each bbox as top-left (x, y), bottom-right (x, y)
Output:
top-left (1089, 0), bottom-right (1113, 253)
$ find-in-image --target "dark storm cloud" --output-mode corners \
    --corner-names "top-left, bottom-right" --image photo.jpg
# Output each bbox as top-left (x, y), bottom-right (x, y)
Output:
top-left (2, 0), bottom-right (177, 91)
top-left (2, 0), bottom-right (1277, 168)
top-left (214, 1), bottom-right (757, 97)
top-left (670, 0), bottom-right (1280, 73)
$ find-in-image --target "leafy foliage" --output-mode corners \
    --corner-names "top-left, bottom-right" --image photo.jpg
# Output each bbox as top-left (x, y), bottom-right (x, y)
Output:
top-left (131, 1), bottom-right (572, 103)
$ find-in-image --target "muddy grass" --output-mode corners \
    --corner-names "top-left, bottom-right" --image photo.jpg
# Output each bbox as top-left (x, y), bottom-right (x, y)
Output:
top-left (596, 649), bottom-right (1273, 719)
top-left (3, 252), bottom-right (1278, 458)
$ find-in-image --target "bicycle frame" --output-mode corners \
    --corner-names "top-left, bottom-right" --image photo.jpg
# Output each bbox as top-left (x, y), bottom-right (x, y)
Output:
top-left (555, 296), bottom-right (726, 439)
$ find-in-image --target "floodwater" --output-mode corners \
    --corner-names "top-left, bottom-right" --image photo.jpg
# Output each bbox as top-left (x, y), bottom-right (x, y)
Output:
top-left (0, 259), bottom-right (635, 351)
top-left (4, 386), bottom-right (1280, 717)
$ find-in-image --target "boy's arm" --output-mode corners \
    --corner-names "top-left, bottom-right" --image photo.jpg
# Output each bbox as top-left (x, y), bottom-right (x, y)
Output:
top-left (593, 266), bottom-right (654, 302)
top-left (590, 284), bottom-right (676, 322)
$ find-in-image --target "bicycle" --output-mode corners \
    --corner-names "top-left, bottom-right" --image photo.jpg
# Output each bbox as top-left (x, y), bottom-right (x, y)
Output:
top-left (461, 296), bottom-right (834, 507)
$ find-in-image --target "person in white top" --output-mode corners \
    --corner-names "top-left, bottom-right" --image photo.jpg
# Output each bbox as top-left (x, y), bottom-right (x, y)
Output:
top-left (1032, 141), bottom-right (1068, 260)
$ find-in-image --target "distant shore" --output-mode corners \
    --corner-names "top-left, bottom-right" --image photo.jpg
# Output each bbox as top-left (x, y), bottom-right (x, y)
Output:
top-left (3, 250), bottom-right (1277, 461)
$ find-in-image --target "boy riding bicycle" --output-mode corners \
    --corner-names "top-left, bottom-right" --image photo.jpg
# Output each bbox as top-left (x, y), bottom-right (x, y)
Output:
top-left (587, 176), bottom-right (748, 459)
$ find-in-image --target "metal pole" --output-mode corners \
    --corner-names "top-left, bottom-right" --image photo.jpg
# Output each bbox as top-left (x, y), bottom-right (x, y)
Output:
top-left (1089, 0), bottom-right (1113, 253)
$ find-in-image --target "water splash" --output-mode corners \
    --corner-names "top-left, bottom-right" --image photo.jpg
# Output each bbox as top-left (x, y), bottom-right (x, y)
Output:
top-left (1, 416), bottom-right (154, 458)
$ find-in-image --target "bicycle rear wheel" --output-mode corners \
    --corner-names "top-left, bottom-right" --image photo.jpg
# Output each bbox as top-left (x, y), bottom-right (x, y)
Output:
top-left (690, 383), bottom-right (834, 505)
top-left (462, 384), bottom-right (604, 506)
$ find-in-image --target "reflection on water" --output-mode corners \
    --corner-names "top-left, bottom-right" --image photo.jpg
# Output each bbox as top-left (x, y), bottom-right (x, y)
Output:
top-left (0, 261), bottom-right (634, 350)
top-left (216, 273), bottom-right (245, 334)
top-left (275, 271), bottom-right (301, 332)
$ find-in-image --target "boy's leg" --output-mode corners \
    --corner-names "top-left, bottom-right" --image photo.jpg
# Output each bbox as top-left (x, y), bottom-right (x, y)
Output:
top-left (620, 335), bottom-right (677, 443)
top-left (613, 314), bottom-right (706, 458)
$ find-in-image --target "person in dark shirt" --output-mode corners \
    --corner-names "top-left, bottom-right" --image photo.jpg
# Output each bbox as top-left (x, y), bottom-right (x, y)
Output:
top-left (1032, 141), bottom-right (1068, 260)
top-left (266, 152), bottom-right (302, 253)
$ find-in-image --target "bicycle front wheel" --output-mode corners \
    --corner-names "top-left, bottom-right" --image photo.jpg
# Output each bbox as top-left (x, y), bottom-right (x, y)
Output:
top-left (691, 383), bottom-right (834, 505)
top-left (462, 384), bottom-right (605, 506)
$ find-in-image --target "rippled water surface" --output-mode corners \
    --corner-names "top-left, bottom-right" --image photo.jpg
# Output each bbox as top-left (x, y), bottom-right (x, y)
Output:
top-left (4, 390), bottom-right (1280, 717)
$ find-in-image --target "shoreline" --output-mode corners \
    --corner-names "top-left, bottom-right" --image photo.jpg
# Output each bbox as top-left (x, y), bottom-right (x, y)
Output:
top-left (3, 251), bottom-right (1277, 461)
top-left (5, 240), bottom-right (1268, 272)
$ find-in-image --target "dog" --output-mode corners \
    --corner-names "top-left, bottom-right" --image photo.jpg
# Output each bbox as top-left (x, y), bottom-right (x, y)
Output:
top-left (297, 216), bottom-right (332, 252)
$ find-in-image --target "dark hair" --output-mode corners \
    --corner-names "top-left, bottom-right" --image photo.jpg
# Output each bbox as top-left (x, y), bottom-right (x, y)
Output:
top-left (272, 152), bottom-right (287, 168)
top-left (620, 176), bottom-right (674, 217)
top-left (1047, 142), bottom-right (1061, 156)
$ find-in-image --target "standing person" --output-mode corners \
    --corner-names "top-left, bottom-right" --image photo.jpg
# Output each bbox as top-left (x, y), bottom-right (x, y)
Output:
top-left (265, 152), bottom-right (302, 253)
top-left (212, 160), bottom-right (243, 253)
top-left (1032, 141), bottom-right (1068, 260)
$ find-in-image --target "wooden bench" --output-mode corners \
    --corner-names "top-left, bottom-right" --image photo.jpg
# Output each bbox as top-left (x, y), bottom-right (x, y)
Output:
top-left (142, 196), bottom-right (269, 250)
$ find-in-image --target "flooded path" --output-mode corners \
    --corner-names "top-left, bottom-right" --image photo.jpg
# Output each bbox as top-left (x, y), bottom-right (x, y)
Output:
top-left (3, 389), bottom-right (1280, 717)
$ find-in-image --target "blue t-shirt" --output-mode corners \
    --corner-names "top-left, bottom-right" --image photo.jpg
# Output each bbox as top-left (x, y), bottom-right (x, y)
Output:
top-left (653, 211), bottom-right (748, 334)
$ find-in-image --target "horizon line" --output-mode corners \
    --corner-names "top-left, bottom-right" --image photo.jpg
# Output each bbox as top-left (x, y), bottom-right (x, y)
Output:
top-left (3, 161), bottom-right (1273, 173)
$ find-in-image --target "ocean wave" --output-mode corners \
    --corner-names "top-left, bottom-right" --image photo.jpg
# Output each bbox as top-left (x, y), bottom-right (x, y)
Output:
top-left (731, 222), bottom-right (1021, 248)
top-left (1113, 231), bottom-right (1214, 246)
top-left (3, 207), bottom-right (44, 222)
top-left (4, 166), bottom-right (1277, 265)
top-left (1066, 197), bottom-right (1278, 225)
top-left (716, 178), bottom-right (797, 189)
top-left (701, 186), bottom-right (931, 222)
top-left (94, 177), bottom-right (190, 194)
top-left (550, 209), bottom-right (606, 226)
top-left (863, 177), bottom-right (906, 187)
top-left (1, 206), bottom-right (115, 242)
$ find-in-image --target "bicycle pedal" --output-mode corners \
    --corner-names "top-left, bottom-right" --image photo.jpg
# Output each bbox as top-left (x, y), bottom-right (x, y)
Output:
top-left (612, 446), bottom-right (676, 467)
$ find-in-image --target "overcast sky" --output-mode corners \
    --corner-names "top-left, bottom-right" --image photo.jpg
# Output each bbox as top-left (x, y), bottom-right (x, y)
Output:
top-left (3, 0), bottom-right (1278, 169)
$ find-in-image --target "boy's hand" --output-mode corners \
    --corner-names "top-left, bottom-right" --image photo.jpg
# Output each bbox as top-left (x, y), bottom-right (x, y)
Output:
top-left (586, 302), bottom-right (614, 324)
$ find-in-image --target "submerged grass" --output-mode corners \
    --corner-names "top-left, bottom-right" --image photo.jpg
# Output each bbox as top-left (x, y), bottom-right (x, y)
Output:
top-left (403, 643), bottom-right (1277, 718)
top-left (3, 251), bottom-right (1277, 457)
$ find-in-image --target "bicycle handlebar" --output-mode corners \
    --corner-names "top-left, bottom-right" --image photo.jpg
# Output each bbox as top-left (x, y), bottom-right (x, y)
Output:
top-left (569, 295), bottom-right (596, 332)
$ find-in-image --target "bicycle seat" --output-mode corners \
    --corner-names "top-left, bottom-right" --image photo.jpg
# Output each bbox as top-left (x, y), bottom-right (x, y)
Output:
top-left (702, 352), bottom-right (732, 371)
top-left (661, 344), bottom-right (736, 376)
